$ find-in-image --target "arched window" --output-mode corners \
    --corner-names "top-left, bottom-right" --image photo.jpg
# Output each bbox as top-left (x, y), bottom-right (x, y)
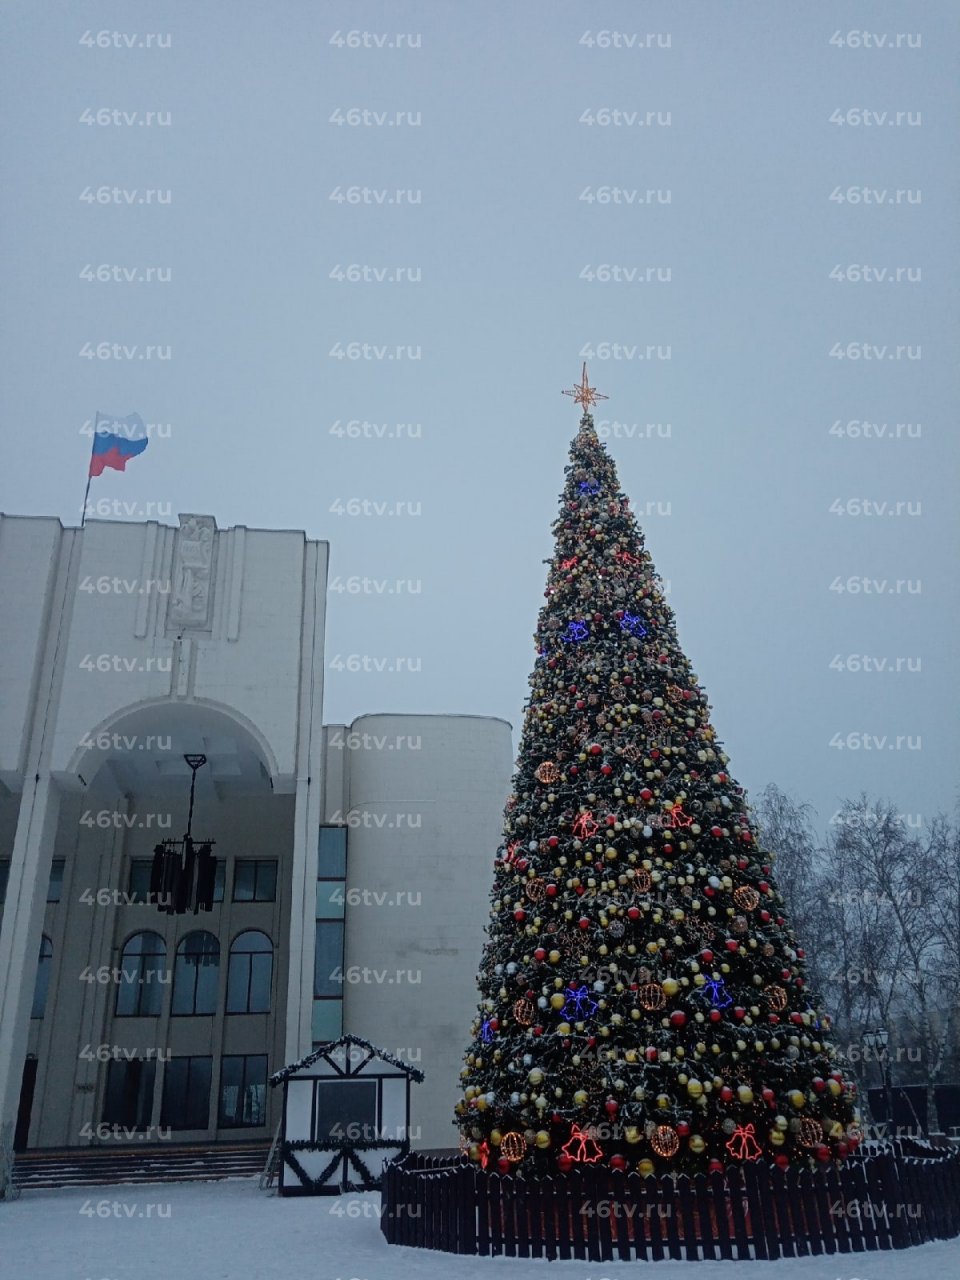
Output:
top-left (31, 936), bottom-right (53, 1018)
top-left (116, 931), bottom-right (167, 1016)
top-left (226, 931), bottom-right (273, 1014)
top-left (171, 932), bottom-right (220, 1016)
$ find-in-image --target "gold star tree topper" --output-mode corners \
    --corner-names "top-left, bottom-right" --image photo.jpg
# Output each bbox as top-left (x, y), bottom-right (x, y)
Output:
top-left (562, 362), bottom-right (608, 416)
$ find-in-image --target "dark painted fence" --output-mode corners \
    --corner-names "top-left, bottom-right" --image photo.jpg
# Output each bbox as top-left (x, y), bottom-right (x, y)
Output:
top-left (381, 1143), bottom-right (960, 1261)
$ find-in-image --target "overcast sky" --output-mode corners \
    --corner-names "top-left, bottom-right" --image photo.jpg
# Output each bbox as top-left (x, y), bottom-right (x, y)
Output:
top-left (1, 1), bottom-right (957, 834)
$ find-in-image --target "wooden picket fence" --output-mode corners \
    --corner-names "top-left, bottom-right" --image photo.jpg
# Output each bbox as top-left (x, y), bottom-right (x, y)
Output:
top-left (381, 1143), bottom-right (960, 1260)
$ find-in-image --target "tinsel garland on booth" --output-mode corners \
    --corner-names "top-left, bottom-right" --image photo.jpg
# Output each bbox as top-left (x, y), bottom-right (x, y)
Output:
top-left (455, 384), bottom-right (860, 1176)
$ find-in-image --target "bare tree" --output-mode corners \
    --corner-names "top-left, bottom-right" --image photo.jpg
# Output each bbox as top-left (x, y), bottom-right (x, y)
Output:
top-left (830, 797), bottom-right (946, 1132)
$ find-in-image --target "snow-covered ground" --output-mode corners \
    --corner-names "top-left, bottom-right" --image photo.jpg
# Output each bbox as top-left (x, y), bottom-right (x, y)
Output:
top-left (3, 1177), bottom-right (958, 1279)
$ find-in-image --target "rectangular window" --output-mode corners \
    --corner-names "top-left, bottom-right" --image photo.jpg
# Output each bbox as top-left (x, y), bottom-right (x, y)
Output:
top-left (0, 861), bottom-right (8, 906)
top-left (232, 860), bottom-right (277, 903)
top-left (129, 859), bottom-right (223, 905)
top-left (219, 1054), bottom-right (267, 1128)
top-left (47, 860), bottom-right (65, 903)
top-left (318, 826), bottom-right (347, 878)
top-left (313, 1079), bottom-right (377, 1142)
top-left (314, 921), bottom-right (345, 999)
top-left (102, 1058), bottom-right (157, 1129)
top-left (161, 1056), bottom-right (212, 1130)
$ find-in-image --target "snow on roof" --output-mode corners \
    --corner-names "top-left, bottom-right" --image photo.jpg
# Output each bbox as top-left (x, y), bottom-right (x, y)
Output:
top-left (269, 1034), bottom-right (426, 1085)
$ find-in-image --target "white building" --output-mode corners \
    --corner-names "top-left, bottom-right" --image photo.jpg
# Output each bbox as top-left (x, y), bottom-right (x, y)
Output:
top-left (0, 513), bottom-right (511, 1157)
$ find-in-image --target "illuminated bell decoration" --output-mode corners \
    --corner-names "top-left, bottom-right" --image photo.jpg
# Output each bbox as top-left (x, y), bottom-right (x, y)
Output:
top-left (638, 984), bottom-right (666, 1011)
top-left (650, 1125), bottom-right (680, 1158)
top-left (500, 1131), bottom-right (526, 1163)
top-left (562, 1124), bottom-right (603, 1163)
top-left (733, 886), bottom-right (760, 911)
top-left (798, 1117), bottom-right (824, 1148)
top-left (763, 984), bottom-right (788, 1012)
top-left (513, 998), bottom-right (535, 1026)
top-left (726, 1124), bottom-right (762, 1161)
top-left (535, 761), bottom-right (561, 784)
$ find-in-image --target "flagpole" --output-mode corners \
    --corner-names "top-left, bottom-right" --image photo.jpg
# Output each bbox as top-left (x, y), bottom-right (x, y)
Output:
top-left (81, 411), bottom-right (101, 528)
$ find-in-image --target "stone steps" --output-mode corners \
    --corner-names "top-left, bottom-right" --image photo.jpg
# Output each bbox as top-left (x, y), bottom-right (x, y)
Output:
top-left (14, 1141), bottom-right (271, 1190)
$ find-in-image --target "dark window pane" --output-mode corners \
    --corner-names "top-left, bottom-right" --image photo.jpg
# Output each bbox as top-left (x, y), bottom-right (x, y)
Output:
top-left (47, 860), bottom-right (64, 903)
top-left (0, 861), bottom-right (8, 905)
top-left (248, 954), bottom-right (272, 1012)
top-left (226, 932), bottom-right (272, 1013)
top-left (233, 862), bottom-right (254, 901)
top-left (225, 954), bottom-right (248, 1014)
top-left (318, 827), bottom-right (347, 878)
top-left (233, 861), bottom-right (277, 902)
top-left (314, 1079), bottom-right (377, 1142)
top-left (171, 932), bottom-right (219, 1016)
top-left (31, 937), bottom-right (53, 1018)
top-left (161, 1056), bottom-right (212, 1130)
top-left (116, 932), bottom-right (167, 1016)
top-left (128, 861), bottom-right (153, 902)
top-left (314, 922), bottom-right (344, 998)
top-left (213, 860), bottom-right (225, 903)
top-left (102, 1058), bottom-right (156, 1129)
top-left (219, 1055), bottom-right (267, 1128)
top-left (257, 861), bottom-right (277, 902)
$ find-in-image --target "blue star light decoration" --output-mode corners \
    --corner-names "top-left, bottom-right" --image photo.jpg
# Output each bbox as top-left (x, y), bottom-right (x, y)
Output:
top-left (562, 620), bottom-right (590, 644)
top-left (694, 978), bottom-right (733, 1010)
top-left (578, 479), bottom-right (600, 494)
top-left (620, 612), bottom-right (647, 638)
top-left (562, 986), bottom-right (599, 1019)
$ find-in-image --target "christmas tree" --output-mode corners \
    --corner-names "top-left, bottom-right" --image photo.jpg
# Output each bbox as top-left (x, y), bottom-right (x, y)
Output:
top-left (455, 368), bottom-right (861, 1176)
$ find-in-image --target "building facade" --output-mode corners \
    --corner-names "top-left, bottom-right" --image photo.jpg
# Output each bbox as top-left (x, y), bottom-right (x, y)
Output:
top-left (0, 513), bottom-right (511, 1155)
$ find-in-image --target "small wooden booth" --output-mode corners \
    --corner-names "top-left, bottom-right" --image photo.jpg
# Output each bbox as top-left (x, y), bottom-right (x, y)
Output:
top-left (269, 1035), bottom-right (424, 1195)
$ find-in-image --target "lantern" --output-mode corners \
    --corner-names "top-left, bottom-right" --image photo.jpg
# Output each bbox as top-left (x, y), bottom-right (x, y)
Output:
top-left (513, 998), bottom-right (535, 1026)
top-left (650, 1125), bottom-right (680, 1158)
top-left (500, 1131), bottom-right (527, 1162)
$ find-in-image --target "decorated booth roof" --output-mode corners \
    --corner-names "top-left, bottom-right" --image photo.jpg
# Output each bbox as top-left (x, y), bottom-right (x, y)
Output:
top-left (269, 1034), bottom-right (426, 1086)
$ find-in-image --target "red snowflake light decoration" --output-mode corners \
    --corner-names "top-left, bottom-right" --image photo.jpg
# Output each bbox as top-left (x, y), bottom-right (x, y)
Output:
top-left (725, 1124), bottom-right (762, 1161)
top-left (478, 1140), bottom-right (491, 1169)
top-left (561, 1124), bottom-right (604, 1164)
top-left (572, 811), bottom-right (599, 839)
top-left (560, 556), bottom-right (578, 570)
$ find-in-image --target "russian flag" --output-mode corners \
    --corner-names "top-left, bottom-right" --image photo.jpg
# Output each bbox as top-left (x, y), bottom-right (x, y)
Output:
top-left (89, 413), bottom-right (149, 477)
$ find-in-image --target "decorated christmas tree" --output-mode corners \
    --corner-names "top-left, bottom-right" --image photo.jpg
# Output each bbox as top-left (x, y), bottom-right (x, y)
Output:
top-left (455, 368), bottom-right (861, 1176)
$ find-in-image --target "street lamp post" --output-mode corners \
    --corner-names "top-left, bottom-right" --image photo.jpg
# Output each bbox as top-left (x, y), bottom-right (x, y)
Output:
top-left (863, 1026), bottom-right (892, 1128)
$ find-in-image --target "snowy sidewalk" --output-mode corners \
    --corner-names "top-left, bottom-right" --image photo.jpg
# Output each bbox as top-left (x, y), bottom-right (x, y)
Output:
top-left (3, 1177), bottom-right (959, 1279)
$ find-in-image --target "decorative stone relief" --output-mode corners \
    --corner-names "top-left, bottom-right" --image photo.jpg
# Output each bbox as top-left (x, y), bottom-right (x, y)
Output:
top-left (169, 514), bottom-right (216, 627)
